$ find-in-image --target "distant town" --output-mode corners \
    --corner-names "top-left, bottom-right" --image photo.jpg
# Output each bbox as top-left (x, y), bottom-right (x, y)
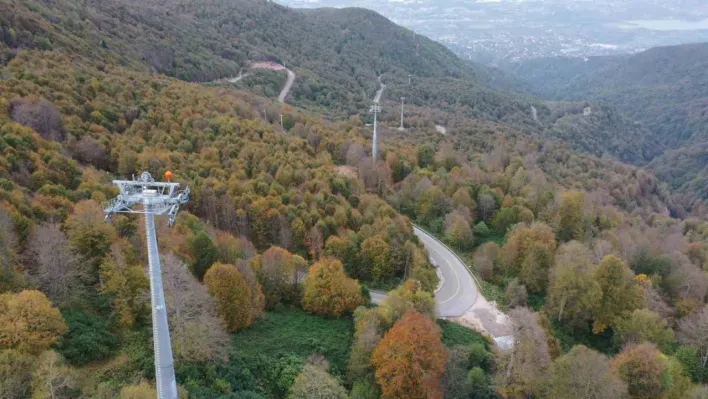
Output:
top-left (277, 0), bottom-right (708, 64)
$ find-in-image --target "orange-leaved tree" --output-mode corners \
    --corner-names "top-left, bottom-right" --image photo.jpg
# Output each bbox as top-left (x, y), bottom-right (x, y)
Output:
top-left (204, 263), bottom-right (253, 332)
top-left (302, 257), bottom-right (363, 317)
top-left (372, 310), bottom-right (448, 399)
top-left (611, 343), bottom-right (667, 399)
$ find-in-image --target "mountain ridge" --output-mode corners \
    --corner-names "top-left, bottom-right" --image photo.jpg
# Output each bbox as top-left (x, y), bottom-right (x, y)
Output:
top-left (502, 41), bottom-right (708, 205)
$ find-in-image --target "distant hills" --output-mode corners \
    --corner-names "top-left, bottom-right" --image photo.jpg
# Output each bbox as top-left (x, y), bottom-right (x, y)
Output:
top-left (505, 42), bottom-right (708, 149)
top-left (503, 42), bottom-right (708, 203)
top-left (0, 0), bottom-right (542, 120)
top-left (2, 0), bottom-right (702, 202)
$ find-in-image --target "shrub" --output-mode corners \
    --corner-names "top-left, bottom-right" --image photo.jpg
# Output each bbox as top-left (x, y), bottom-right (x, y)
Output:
top-left (56, 309), bottom-right (118, 365)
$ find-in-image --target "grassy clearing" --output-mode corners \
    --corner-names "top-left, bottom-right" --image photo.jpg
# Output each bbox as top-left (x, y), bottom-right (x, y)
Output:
top-left (438, 319), bottom-right (490, 347)
top-left (177, 308), bottom-right (354, 398)
top-left (478, 280), bottom-right (507, 310)
top-left (232, 307), bottom-right (354, 375)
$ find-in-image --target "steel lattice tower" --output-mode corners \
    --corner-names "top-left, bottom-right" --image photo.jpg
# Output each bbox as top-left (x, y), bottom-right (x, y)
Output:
top-left (400, 97), bottom-right (405, 130)
top-left (370, 102), bottom-right (382, 161)
top-left (104, 172), bottom-right (190, 399)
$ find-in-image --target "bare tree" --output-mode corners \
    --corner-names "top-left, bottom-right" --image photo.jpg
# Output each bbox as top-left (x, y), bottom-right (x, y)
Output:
top-left (590, 239), bottom-right (615, 264)
top-left (478, 194), bottom-right (497, 221)
top-left (0, 207), bottom-right (17, 273)
top-left (162, 253), bottom-right (230, 364)
top-left (278, 215), bottom-right (292, 250)
top-left (9, 98), bottom-right (65, 142)
top-left (199, 188), bottom-right (220, 228)
top-left (496, 308), bottom-right (551, 397)
top-left (0, 207), bottom-right (19, 291)
top-left (547, 345), bottom-right (627, 399)
top-left (441, 346), bottom-right (473, 399)
top-left (346, 143), bottom-right (365, 166)
top-left (30, 351), bottom-right (75, 399)
top-left (667, 252), bottom-right (708, 303)
top-left (357, 159), bottom-right (392, 194)
top-left (686, 385), bottom-right (708, 399)
top-left (235, 260), bottom-right (265, 320)
top-left (677, 306), bottom-right (708, 369)
top-left (642, 284), bottom-right (675, 321)
top-left (218, 194), bottom-right (238, 233)
top-left (504, 278), bottom-right (528, 309)
top-left (473, 242), bottom-right (500, 281)
top-left (26, 224), bottom-right (82, 306)
top-left (70, 136), bottom-right (108, 169)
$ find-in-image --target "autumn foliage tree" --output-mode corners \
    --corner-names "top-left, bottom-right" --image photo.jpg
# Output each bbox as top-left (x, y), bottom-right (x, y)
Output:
top-left (0, 349), bottom-right (34, 398)
top-left (27, 223), bottom-right (82, 307)
top-left (360, 236), bottom-right (391, 282)
top-left (99, 242), bottom-right (149, 330)
top-left (302, 258), bottom-right (363, 317)
top-left (0, 206), bottom-right (20, 293)
top-left (592, 255), bottom-right (643, 333)
top-left (288, 358), bottom-right (348, 399)
top-left (162, 254), bottom-right (230, 364)
top-left (379, 280), bottom-right (437, 325)
top-left (558, 190), bottom-right (585, 242)
top-left (65, 200), bottom-right (116, 283)
top-left (235, 260), bottom-right (266, 321)
top-left (546, 241), bottom-right (601, 328)
top-left (496, 308), bottom-right (551, 398)
top-left (372, 310), bottom-right (448, 399)
top-left (444, 211), bottom-right (473, 250)
top-left (613, 308), bottom-right (676, 351)
top-left (547, 345), bottom-right (627, 399)
top-left (0, 290), bottom-right (67, 354)
top-left (250, 246), bottom-right (308, 309)
top-left (612, 344), bottom-right (668, 399)
top-left (30, 350), bottom-right (76, 399)
top-left (204, 263), bottom-right (255, 332)
top-left (348, 308), bottom-right (385, 385)
top-left (677, 306), bottom-right (708, 373)
top-left (501, 222), bottom-right (557, 277)
top-left (119, 383), bottom-right (157, 399)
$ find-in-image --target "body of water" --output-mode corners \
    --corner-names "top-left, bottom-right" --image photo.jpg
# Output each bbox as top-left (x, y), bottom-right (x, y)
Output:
top-left (621, 18), bottom-right (708, 31)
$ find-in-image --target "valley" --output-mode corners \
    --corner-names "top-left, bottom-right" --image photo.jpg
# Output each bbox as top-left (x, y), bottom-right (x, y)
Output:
top-left (0, 0), bottom-right (707, 398)
top-left (276, 0), bottom-right (708, 62)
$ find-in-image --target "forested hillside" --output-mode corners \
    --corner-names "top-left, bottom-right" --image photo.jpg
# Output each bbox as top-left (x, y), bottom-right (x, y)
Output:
top-left (1, 0), bottom-right (657, 162)
top-left (0, 0), bottom-right (541, 120)
top-left (505, 43), bottom-right (708, 205)
top-left (507, 43), bottom-right (708, 148)
top-left (0, 0), bottom-right (707, 397)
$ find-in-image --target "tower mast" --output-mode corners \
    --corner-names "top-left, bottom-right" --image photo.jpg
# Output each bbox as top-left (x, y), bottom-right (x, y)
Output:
top-left (104, 172), bottom-right (190, 399)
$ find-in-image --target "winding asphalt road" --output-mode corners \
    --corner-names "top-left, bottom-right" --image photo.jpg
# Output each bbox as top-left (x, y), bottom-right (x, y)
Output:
top-left (373, 75), bottom-right (386, 103)
top-left (227, 66), bottom-right (295, 103)
top-left (278, 68), bottom-right (296, 103)
top-left (372, 226), bottom-right (478, 318)
top-left (228, 69), bottom-right (248, 83)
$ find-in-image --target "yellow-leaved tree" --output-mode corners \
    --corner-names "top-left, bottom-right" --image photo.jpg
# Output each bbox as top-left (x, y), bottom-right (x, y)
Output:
top-left (0, 290), bottom-right (67, 354)
top-left (204, 263), bottom-right (254, 332)
top-left (592, 255), bottom-right (642, 334)
top-left (99, 241), bottom-right (149, 330)
top-left (302, 258), bottom-right (363, 317)
top-left (558, 190), bottom-right (585, 242)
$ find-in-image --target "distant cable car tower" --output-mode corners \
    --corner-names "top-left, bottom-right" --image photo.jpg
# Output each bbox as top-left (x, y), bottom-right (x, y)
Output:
top-left (103, 171), bottom-right (190, 399)
top-left (400, 97), bottom-right (405, 130)
top-left (414, 32), bottom-right (420, 57)
top-left (370, 102), bottom-right (382, 162)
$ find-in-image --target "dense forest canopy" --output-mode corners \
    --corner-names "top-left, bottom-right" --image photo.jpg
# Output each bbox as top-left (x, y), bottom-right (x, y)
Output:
top-left (505, 43), bottom-right (708, 207)
top-left (0, 0), bottom-right (707, 397)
